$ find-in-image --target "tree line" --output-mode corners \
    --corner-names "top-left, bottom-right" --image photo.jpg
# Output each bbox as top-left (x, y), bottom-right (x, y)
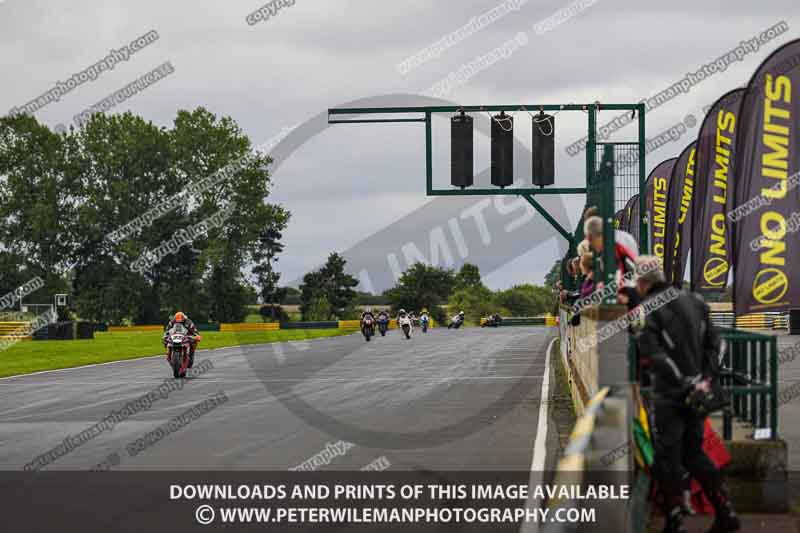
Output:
top-left (297, 253), bottom-right (555, 325)
top-left (1, 109), bottom-right (556, 326)
top-left (0, 109), bottom-right (288, 324)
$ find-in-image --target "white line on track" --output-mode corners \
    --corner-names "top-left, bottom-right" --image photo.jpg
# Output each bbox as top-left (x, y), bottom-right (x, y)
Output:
top-left (530, 337), bottom-right (553, 471)
top-left (521, 336), bottom-right (554, 533)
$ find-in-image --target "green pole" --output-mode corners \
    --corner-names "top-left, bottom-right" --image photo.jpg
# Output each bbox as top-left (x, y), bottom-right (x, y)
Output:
top-left (638, 104), bottom-right (648, 253)
top-left (425, 111), bottom-right (432, 195)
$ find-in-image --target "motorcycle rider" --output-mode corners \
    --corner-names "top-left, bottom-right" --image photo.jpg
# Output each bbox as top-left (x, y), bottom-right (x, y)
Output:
top-left (448, 310), bottom-right (465, 329)
top-left (163, 311), bottom-right (199, 360)
top-left (360, 308), bottom-right (375, 332)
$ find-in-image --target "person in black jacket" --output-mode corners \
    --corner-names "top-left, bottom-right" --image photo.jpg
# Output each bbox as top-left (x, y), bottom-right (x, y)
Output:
top-left (633, 256), bottom-right (739, 533)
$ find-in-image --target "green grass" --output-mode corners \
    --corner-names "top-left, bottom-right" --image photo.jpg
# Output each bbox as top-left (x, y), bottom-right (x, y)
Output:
top-left (0, 328), bottom-right (355, 378)
top-left (243, 313), bottom-right (264, 323)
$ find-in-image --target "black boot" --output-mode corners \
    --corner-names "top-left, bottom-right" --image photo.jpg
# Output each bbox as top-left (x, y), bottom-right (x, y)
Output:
top-left (706, 487), bottom-right (740, 533)
top-left (662, 506), bottom-right (688, 533)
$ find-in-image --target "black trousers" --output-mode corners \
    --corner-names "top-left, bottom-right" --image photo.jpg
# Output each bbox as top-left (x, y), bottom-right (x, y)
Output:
top-left (651, 401), bottom-right (722, 508)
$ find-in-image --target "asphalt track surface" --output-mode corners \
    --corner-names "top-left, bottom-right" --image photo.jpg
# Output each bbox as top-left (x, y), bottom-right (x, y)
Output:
top-left (0, 326), bottom-right (556, 472)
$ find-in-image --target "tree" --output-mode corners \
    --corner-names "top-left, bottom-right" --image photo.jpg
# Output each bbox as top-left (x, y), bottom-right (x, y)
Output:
top-left (544, 259), bottom-right (562, 289)
top-left (207, 262), bottom-right (249, 323)
top-left (305, 295), bottom-right (332, 321)
top-left (0, 108), bottom-right (290, 324)
top-left (454, 263), bottom-right (484, 291)
top-left (251, 205), bottom-right (291, 319)
top-left (385, 262), bottom-right (456, 323)
top-left (494, 284), bottom-right (553, 317)
top-left (0, 114), bottom-right (76, 302)
top-left (447, 286), bottom-right (509, 325)
top-left (299, 252), bottom-right (358, 320)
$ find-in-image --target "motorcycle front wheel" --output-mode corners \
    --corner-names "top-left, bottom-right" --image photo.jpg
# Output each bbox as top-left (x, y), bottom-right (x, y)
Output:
top-left (171, 350), bottom-right (182, 379)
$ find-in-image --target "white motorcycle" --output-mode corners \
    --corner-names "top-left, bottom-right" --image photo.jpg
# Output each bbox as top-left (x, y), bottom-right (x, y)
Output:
top-left (398, 314), bottom-right (413, 340)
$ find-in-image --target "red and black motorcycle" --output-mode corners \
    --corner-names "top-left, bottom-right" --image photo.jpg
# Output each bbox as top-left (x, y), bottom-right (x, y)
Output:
top-left (361, 315), bottom-right (375, 342)
top-left (164, 324), bottom-right (199, 378)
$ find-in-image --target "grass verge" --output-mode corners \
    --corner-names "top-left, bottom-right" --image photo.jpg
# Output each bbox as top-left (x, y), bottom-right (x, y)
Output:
top-left (0, 328), bottom-right (356, 378)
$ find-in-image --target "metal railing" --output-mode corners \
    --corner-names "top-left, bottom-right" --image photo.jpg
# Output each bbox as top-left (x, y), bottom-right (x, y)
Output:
top-left (718, 327), bottom-right (778, 440)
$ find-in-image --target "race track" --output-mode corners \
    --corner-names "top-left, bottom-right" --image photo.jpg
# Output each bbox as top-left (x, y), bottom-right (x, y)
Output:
top-left (0, 327), bottom-right (556, 472)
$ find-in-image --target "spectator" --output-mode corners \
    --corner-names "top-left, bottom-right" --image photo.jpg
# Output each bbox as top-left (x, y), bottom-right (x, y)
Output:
top-left (560, 258), bottom-right (582, 305)
top-left (577, 238), bottom-right (591, 259)
top-left (583, 205), bottom-right (600, 221)
top-left (584, 215), bottom-right (638, 279)
top-left (632, 256), bottom-right (739, 533)
top-left (579, 253), bottom-right (595, 298)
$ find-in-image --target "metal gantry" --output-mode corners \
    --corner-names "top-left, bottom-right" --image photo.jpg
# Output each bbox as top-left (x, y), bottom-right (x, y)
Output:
top-left (328, 103), bottom-right (647, 300)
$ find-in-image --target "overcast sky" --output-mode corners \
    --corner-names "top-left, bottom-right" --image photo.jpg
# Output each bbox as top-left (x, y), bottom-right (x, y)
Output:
top-left (1, 0), bottom-right (797, 291)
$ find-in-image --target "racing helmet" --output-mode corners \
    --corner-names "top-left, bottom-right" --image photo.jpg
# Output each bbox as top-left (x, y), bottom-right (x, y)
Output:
top-left (174, 311), bottom-right (186, 322)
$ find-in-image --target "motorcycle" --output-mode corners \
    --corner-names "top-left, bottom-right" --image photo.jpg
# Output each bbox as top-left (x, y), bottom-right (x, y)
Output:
top-left (482, 314), bottom-right (502, 328)
top-left (164, 323), bottom-right (196, 379)
top-left (398, 314), bottom-right (412, 339)
top-left (420, 314), bottom-right (430, 333)
top-left (361, 316), bottom-right (375, 342)
top-left (448, 315), bottom-right (464, 330)
top-left (377, 314), bottom-right (389, 336)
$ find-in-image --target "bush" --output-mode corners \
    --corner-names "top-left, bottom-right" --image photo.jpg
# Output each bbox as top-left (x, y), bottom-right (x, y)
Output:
top-left (447, 286), bottom-right (497, 325)
top-left (305, 296), bottom-right (332, 321)
top-left (259, 304), bottom-right (289, 322)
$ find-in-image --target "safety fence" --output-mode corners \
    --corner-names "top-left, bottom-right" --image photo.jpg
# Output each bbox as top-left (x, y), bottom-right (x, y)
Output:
top-left (717, 327), bottom-right (779, 440)
top-left (92, 319), bottom-right (434, 335)
top-left (1, 318), bottom-right (444, 339)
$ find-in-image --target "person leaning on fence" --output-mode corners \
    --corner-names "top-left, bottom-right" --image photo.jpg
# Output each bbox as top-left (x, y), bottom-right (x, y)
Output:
top-left (584, 216), bottom-right (639, 309)
top-left (632, 255), bottom-right (739, 533)
top-left (566, 253), bottom-right (596, 327)
top-left (578, 253), bottom-right (595, 298)
top-left (559, 257), bottom-right (581, 305)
